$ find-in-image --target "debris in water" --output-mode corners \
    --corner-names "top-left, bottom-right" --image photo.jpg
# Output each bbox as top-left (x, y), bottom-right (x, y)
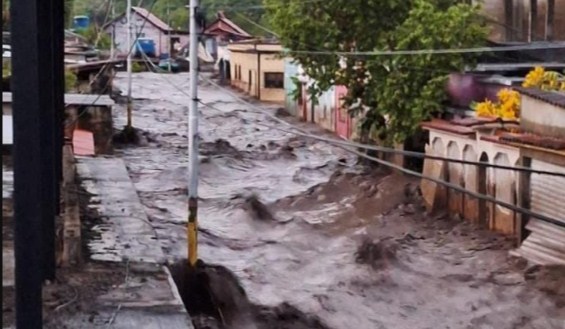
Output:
top-left (113, 126), bottom-right (141, 145)
top-left (244, 194), bottom-right (276, 222)
top-left (275, 107), bottom-right (290, 117)
top-left (355, 237), bottom-right (398, 270)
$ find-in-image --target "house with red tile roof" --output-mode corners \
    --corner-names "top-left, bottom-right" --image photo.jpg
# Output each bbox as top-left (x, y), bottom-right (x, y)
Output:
top-left (203, 12), bottom-right (252, 60)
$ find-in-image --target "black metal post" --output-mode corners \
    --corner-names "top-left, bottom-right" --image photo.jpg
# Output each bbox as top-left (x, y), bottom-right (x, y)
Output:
top-left (39, 0), bottom-right (57, 282)
top-left (53, 0), bottom-right (65, 222)
top-left (11, 0), bottom-right (45, 326)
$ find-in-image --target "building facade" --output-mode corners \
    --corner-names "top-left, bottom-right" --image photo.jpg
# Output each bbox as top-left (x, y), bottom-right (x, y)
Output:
top-left (104, 6), bottom-right (189, 58)
top-left (228, 40), bottom-right (285, 103)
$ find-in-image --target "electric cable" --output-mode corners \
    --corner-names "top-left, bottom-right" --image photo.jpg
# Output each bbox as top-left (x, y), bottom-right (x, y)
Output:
top-left (200, 75), bottom-right (565, 178)
top-left (197, 98), bottom-right (564, 227)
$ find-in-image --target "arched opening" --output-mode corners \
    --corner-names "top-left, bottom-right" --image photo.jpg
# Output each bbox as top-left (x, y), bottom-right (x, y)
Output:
top-left (477, 152), bottom-right (491, 228)
top-left (421, 137), bottom-right (447, 213)
top-left (463, 145), bottom-right (478, 223)
top-left (403, 127), bottom-right (427, 172)
top-left (494, 153), bottom-right (515, 234)
top-left (447, 141), bottom-right (463, 216)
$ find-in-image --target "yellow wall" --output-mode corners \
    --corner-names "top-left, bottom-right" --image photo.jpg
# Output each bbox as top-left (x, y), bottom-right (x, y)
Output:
top-left (228, 43), bottom-right (285, 103)
top-left (259, 53), bottom-right (285, 103)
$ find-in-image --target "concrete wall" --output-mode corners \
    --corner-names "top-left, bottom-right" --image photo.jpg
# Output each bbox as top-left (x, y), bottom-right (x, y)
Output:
top-left (106, 12), bottom-right (168, 57)
top-left (312, 86), bottom-right (336, 132)
top-left (520, 94), bottom-right (565, 139)
top-left (259, 53), bottom-right (285, 103)
top-left (424, 128), bottom-right (520, 235)
top-left (284, 59), bottom-right (299, 116)
top-left (229, 48), bottom-right (285, 103)
top-left (65, 105), bottom-right (114, 155)
top-left (230, 50), bottom-right (259, 98)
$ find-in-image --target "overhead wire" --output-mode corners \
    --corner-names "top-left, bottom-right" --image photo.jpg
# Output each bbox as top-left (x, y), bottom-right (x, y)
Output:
top-left (195, 97), bottom-right (563, 227)
top-left (133, 65), bottom-right (565, 178)
top-left (200, 75), bottom-right (565, 178)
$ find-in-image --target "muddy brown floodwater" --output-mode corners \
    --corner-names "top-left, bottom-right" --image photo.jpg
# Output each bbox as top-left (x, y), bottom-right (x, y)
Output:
top-left (111, 72), bottom-right (565, 329)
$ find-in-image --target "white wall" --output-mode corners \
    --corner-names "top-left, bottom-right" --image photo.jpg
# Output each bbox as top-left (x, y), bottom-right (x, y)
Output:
top-left (426, 128), bottom-right (520, 235)
top-left (105, 13), bottom-right (167, 57)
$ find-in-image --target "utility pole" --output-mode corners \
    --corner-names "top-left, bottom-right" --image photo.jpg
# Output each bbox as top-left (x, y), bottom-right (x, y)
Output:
top-left (126, 0), bottom-right (133, 129)
top-left (167, 0), bottom-right (172, 72)
top-left (187, 0), bottom-right (200, 267)
top-left (110, 0), bottom-right (115, 58)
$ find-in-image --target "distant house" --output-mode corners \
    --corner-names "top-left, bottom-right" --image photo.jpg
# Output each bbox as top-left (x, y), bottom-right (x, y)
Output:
top-left (203, 12), bottom-right (252, 60)
top-left (228, 39), bottom-right (284, 103)
top-left (103, 6), bottom-right (189, 58)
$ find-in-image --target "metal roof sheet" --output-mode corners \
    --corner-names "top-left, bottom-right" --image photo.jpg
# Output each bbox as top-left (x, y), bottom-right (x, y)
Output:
top-left (514, 87), bottom-right (565, 109)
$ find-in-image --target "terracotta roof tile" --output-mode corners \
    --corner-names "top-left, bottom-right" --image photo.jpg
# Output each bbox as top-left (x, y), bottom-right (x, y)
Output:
top-left (421, 119), bottom-right (475, 135)
top-left (132, 7), bottom-right (171, 31)
top-left (498, 132), bottom-right (565, 150)
top-left (449, 117), bottom-right (498, 126)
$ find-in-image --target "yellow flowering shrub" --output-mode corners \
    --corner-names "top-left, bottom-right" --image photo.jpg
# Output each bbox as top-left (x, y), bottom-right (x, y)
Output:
top-left (522, 66), bottom-right (565, 91)
top-left (472, 88), bottom-right (520, 120)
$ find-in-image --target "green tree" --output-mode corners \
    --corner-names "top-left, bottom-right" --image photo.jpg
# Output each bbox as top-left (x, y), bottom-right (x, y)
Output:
top-left (266, 0), bottom-right (487, 143)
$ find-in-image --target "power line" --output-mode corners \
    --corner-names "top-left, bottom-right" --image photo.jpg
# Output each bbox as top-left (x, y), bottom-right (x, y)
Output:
top-left (285, 43), bottom-right (565, 57)
top-left (199, 75), bottom-right (565, 178)
top-left (131, 52), bottom-right (565, 179)
top-left (196, 98), bottom-right (563, 227)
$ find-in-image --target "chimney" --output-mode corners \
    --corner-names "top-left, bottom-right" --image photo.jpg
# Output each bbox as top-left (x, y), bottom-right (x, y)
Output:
top-left (217, 11), bottom-right (225, 19)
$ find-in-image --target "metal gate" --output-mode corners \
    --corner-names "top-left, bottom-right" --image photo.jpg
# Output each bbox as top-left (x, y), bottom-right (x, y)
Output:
top-left (515, 160), bottom-right (565, 265)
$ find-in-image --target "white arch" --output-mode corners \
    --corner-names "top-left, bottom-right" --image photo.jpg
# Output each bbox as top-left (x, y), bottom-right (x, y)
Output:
top-left (463, 145), bottom-right (478, 192)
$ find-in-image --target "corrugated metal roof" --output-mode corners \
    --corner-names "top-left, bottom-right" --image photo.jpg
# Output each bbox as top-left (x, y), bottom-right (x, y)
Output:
top-left (3, 93), bottom-right (114, 106)
top-left (3, 115), bottom-right (12, 145)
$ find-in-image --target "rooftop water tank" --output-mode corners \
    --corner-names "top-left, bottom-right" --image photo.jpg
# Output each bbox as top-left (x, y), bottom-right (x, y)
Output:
top-left (135, 38), bottom-right (156, 58)
top-left (72, 16), bottom-right (90, 31)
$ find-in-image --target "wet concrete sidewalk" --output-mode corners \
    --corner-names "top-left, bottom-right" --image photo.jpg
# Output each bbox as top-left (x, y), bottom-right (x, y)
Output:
top-left (1, 154), bottom-right (193, 328)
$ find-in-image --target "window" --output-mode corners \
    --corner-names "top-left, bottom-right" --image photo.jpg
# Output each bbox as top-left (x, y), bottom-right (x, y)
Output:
top-left (264, 72), bottom-right (284, 89)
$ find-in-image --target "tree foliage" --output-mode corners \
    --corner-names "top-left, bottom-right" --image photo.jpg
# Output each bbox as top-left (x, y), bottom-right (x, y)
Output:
top-left (265, 0), bottom-right (488, 143)
top-left (70, 0), bottom-right (268, 35)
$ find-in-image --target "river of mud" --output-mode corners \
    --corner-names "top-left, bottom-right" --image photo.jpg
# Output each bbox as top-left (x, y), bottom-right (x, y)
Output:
top-left (111, 72), bottom-right (565, 329)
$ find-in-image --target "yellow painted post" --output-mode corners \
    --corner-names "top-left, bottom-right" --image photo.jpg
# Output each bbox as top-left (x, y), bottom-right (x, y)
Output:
top-left (187, 0), bottom-right (200, 266)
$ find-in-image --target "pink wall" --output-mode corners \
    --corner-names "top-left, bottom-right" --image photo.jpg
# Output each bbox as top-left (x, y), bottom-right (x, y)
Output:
top-left (335, 85), bottom-right (351, 139)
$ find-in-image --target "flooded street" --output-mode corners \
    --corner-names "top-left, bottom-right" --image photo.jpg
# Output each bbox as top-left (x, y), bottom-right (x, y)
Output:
top-left (111, 72), bottom-right (565, 329)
